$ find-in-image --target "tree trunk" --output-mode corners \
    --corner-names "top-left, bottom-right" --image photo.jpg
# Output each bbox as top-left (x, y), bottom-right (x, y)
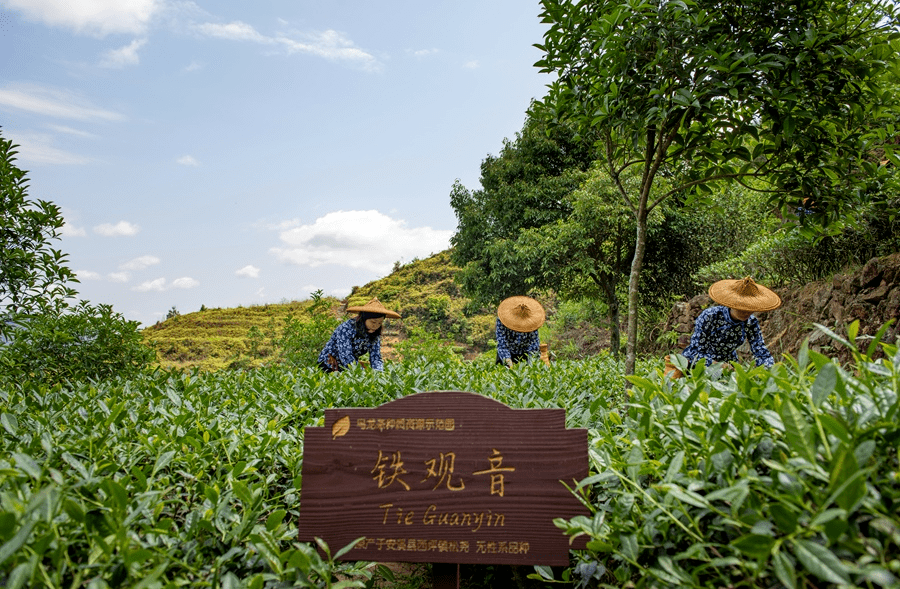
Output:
top-left (625, 211), bottom-right (649, 377)
top-left (602, 277), bottom-right (620, 359)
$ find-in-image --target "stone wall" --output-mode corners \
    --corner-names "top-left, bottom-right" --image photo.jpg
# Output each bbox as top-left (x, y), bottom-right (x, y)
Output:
top-left (662, 252), bottom-right (900, 364)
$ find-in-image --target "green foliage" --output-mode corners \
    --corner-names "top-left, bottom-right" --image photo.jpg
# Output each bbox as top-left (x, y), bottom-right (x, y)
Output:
top-left (695, 195), bottom-right (900, 287)
top-left (450, 112), bottom-right (599, 306)
top-left (0, 130), bottom-right (77, 329)
top-left (277, 290), bottom-right (343, 369)
top-left (4, 323), bottom-right (897, 588)
top-left (0, 354), bottom-right (642, 588)
top-left (0, 301), bottom-right (154, 385)
top-left (394, 324), bottom-right (463, 365)
top-left (536, 0), bottom-right (900, 373)
top-left (548, 322), bottom-right (900, 588)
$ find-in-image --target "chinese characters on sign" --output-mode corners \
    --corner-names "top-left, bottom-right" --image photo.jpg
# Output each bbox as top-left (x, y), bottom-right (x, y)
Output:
top-left (297, 390), bottom-right (589, 566)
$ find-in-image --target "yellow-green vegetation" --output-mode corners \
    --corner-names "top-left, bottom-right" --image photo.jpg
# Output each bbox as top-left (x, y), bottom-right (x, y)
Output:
top-left (348, 250), bottom-right (497, 357)
top-left (142, 299), bottom-right (344, 371)
top-left (143, 253), bottom-right (489, 371)
top-left (142, 251), bottom-right (501, 371)
top-left (142, 250), bottom-right (605, 371)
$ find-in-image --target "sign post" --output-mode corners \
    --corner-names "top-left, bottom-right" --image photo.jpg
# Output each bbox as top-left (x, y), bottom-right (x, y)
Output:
top-left (297, 390), bottom-right (589, 584)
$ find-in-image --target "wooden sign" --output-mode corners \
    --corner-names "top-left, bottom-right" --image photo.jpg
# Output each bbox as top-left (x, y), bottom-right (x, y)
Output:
top-left (297, 390), bottom-right (589, 566)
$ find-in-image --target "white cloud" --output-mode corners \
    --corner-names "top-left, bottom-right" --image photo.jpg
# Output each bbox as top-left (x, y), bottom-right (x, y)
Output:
top-left (7, 133), bottom-right (92, 165)
top-left (121, 255), bottom-right (160, 270)
top-left (94, 221), bottom-right (140, 236)
top-left (183, 60), bottom-right (203, 72)
top-left (195, 20), bottom-right (269, 43)
top-left (75, 269), bottom-right (102, 280)
top-left (236, 265), bottom-right (260, 278)
top-left (172, 277), bottom-right (199, 289)
top-left (411, 48), bottom-right (438, 58)
top-left (177, 154), bottom-right (200, 166)
top-left (270, 210), bottom-right (452, 274)
top-left (100, 38), bottom-right (148, 68)
top-left (73, 270), bottom-right (132, 283)
top-left (2, 0), bottom-right (163, 37)
top-left (194, 21), bottom-right (381, 70)
top-left (0, 83), bottom-right (125, 121)
top-left (61, 221), bottom-right (87, 236)
top-left (463, 60), bottom-right (479, 69)
top-left (134, 277), bottom-right (167, 292)
top-left (133, 276), bottom-right (199, 292)
top-left (46, 124), bottom-right (98, 138)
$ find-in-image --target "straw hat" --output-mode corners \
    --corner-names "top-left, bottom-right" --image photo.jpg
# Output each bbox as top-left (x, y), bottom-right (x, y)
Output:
top-left (346, 297), bottom-right (401, 319)
top-left (497, 296), bottom-right (545, 332)
top-left (708, 277), bottom-right (781, 312)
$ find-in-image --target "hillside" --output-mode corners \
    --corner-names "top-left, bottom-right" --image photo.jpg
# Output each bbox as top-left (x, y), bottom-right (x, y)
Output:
top-left (144, 249), bottom-right (900, 372)
top-left (141, 299), bottom-right (343, 371)
top-left (143, 251), bottom-right (502, 371)
top-left (659, 252), bottom-right (900, 363)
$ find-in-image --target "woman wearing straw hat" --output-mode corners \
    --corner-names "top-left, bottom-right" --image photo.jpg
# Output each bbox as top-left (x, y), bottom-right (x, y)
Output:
top-left (318, 297), bottom-right (400, 372)
top-left (495, 296), bottom-right (545, 367)
top-left (680, 277), bottom-right (781, 372)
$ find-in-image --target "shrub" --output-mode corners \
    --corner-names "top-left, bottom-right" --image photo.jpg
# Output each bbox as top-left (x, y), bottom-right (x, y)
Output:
top-left (277, 290), bottom-right (342, 368)
top-left (395, 324), bottom-right (463, 365)
top-left (550, 321), bottom-right (900, 588)
top-left (0, 301), bottom-right (154, 385)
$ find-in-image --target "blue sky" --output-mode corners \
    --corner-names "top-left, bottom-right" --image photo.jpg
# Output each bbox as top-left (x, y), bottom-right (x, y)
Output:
top-left (0, 0), bottom-right (551, 326)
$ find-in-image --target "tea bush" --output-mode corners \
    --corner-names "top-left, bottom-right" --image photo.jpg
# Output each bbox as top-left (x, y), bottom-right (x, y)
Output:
top-left (2, 327), bottom-right (898, 588)
top-left (549, 321), bottom-right (900, 588)
top-left (0, 355), bottom-right (632, 588)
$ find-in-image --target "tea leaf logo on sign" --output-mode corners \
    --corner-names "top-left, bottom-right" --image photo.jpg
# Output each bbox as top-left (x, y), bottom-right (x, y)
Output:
top-left (332, 415), bottom-right (351, 439)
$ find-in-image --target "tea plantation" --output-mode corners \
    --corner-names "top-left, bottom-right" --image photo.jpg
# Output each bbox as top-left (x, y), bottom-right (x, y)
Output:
top-left (1, 322), bottom-right (899, 588)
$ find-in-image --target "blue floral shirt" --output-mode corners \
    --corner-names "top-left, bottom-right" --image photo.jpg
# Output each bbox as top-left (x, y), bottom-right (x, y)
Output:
top-left (682, 306), bottom-right (774, 368)
top-left (495, 319), bottom-right (540, 362)
top-left (318, 319), bottom-right (384, 371)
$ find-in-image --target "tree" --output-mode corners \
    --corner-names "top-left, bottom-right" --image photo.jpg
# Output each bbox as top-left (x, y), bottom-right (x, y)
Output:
top-left (450, 112), bottom-right (599, 304)
top-left (536, 0), bottom-right (900, 374)
top-left (0, 130), bottom-right (153, 382)
top-left (0, 301), bottom-right (155, 384)
top-left (1, 130), bottom-right (77, 332)
top-left (511, 167), bottom-right (646, 358)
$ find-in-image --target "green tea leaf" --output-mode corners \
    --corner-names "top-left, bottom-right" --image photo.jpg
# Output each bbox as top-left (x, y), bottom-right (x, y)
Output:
top-left (1, 413), bottom-right (18, 436)
top-left (5, 561), bottom-right (34, 589)
top-left (151, 450), bottom-right (175, 477)
top-left (11, 453), bottom-right (40, 481)
top-left (793, 539), bottom-right (850, 584)
top-left (266, 509), bottom-right (286, 532)
top-left (773, 550), bottom-right (797, 589)
top-left (770, 503), bottom-right (798, 534)
top-left (818, 413), bottom-right (850, 444)
top-left (780, 400), bottom-right (815, 462)
top-left (829, 447), bottom-right (866, 511)
top-left (232, 480), bottom-right (253, 506)
top-left (810, 363), bottom-right (837, 407)
top-left (0, 519), bottom-right (37, 567)
top-left (731, 534), bottom-right (775, 560)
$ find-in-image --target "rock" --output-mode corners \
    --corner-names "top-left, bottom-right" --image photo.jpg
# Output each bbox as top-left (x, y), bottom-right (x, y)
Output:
top-left (813, 283), bottom-right (833, 309)
top-left (859, 258), bottom-right (883, 289)
top-left (860, 283), bottom-right (890, 304)
top-left (658, 252), bottom-right (900, 362)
